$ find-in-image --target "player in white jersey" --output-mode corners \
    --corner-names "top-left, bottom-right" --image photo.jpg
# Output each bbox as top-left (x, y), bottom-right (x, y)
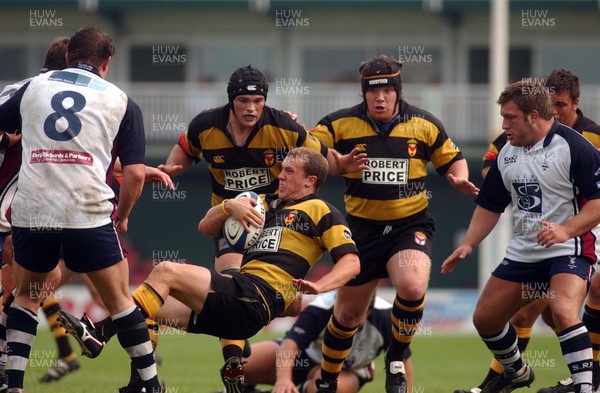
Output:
top-left (0, 26), bottom-right (162, 393)
top-left (237, 292), bottom-right (413, 393)
top-left (441, 79), bottom-right (600, 393)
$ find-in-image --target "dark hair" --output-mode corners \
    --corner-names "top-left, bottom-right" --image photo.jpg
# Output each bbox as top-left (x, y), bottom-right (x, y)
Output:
top-left (545, 68), bottom-right (580, 101)
top-left (227, 65), bottom-right (268, 105)
top-left (286, 147), bottom-right (328, 190)
top-left (359, 55), bottom-right (402, 100)
top-left (497, 80), bottom-right (554, 120)
top-left (68, 26), bottom-right (115, 68)
top-left (43, 37), bottom-right (69, 70)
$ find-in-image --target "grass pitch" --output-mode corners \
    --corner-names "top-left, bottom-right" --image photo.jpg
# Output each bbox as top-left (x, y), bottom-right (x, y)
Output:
top-left (22, 329), bottom-right (566, 393)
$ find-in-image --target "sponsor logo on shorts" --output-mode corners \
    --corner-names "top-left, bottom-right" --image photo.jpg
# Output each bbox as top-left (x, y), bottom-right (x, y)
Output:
top-left (414, 231), bottom-right (426, 246)
top-left (213, 155), bottom-right (225, 164)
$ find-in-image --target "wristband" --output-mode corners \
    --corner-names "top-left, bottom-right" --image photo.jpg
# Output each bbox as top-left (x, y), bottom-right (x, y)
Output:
top-left (221, 199), bottom-right (231, 216)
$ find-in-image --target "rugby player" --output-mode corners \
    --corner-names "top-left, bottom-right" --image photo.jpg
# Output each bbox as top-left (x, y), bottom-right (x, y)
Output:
top-left (309, 54), bottom-right (478, 393)
top-left (442, 79), bottom-right (600, 393)
top-left (458, 69), bottom-right (600, 393)
top-left (58, 147), bottom-right (361, 393)
top-left (0, 26), bottom-right (163, 393)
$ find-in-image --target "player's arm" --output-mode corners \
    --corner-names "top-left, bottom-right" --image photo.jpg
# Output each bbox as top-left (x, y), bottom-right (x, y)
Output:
top-left (293, 252), bottom-right (360, 294)
top-left (273, 338), bottom-right (302, 393)
top-left (326, 148), bottom-right (369, 176)
top-left (117, 163), bottom-right (145, 233)
top-left (445, 159), bottom-right (479, 196)
top-left (115, 157), bottom-right (175, 190)
top-left (441, 206), bottom-right (501, 274)
top-left (158, 144), bottom-right (193, 177)
top-left (198, 197), bottom-right (263, 237)
top-left (537, 198), bottom-right (600, 248)
top-left (115, 98), bottom-right (147, 233)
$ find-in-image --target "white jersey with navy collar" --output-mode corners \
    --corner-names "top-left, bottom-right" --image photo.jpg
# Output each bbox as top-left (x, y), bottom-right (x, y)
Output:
top-left (478, 121), bottom-right (600, 263)
top-left (0, 65), bottom-right (146, 229)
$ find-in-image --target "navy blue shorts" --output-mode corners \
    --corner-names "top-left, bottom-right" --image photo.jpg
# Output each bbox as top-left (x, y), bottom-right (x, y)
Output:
top-left (492, 256), bottom-right (594, 287)
top-left (12, 222), bottom-right (125, 273)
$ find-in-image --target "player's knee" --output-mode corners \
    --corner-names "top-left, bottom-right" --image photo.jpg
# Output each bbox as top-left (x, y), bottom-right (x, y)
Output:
top-left (335, 308), bottom-right (364, 327)
top-left (150, 260), bottom-right (178, 279)
top-left (46, 266), bottom-right (62, 289)
top-left (549, 305), bottom-right (579, 331)
top-left (472, 309), bottom-right (496, 335)
top-left (588, 281), bottom-right (600, 304)
top-left (397, 284), bottom-right (426, 302)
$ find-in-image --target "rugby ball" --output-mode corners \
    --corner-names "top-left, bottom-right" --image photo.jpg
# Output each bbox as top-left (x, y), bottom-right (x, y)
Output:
top-left (223, 191), bottom-right (266, 251)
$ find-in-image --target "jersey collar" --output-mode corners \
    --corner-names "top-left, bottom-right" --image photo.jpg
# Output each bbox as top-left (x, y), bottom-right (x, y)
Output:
top-left (67, 63), bottom-right (102, 77)
top-left (542, 119), bottom-right (561, 148)
top-left (265, 193), bottom-right (319, 211)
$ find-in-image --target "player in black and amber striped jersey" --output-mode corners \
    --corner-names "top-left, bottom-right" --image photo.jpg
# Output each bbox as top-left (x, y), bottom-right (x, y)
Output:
top-left (158, 66), bottom-right (365, 276)
top-left (57, 147), bottom-right (360, 393)
top-left (309, 55), bottom-right (479, 393)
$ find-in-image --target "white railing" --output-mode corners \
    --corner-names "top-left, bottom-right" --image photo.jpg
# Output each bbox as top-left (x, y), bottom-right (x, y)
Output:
top-left (4, 81), bottom-right (599, 146)
top-left (128, 82), bottom-right (600, 146)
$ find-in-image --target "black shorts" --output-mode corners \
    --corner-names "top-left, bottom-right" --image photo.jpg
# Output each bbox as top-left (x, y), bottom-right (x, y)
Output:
top-left (213, 235), bottom-right (244, 258)
top-left (186, 271), bottom-right (271, 339)
top-left (0, 231), bottom-right (9, 269)
top-left (12, 222), bottom-right (125, 273)
top-left (346, 210), bottom-right (435, 286)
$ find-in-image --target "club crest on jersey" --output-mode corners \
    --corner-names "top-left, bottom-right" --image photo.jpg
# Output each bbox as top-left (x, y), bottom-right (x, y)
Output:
top-left (512, 181), bottom-right (542, 213)
top-left (407, 139), bottom-right (418, 157)
top-left (414, 231), bottom-right (426, 246)
top-left (264, 149), bottom-right (275, 166)
top-left (284, 210), bottom-right (298, 226)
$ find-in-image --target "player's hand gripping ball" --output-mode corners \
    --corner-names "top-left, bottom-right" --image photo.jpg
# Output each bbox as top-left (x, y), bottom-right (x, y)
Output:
top-left (223, 191), bottom-right (266, 251)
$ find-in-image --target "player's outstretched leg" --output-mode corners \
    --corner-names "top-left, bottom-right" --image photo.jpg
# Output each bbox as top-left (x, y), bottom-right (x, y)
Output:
top-left (39, 295), bottom-right (80, 383)
top-left (57, 311), bottom-right (105, 358)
